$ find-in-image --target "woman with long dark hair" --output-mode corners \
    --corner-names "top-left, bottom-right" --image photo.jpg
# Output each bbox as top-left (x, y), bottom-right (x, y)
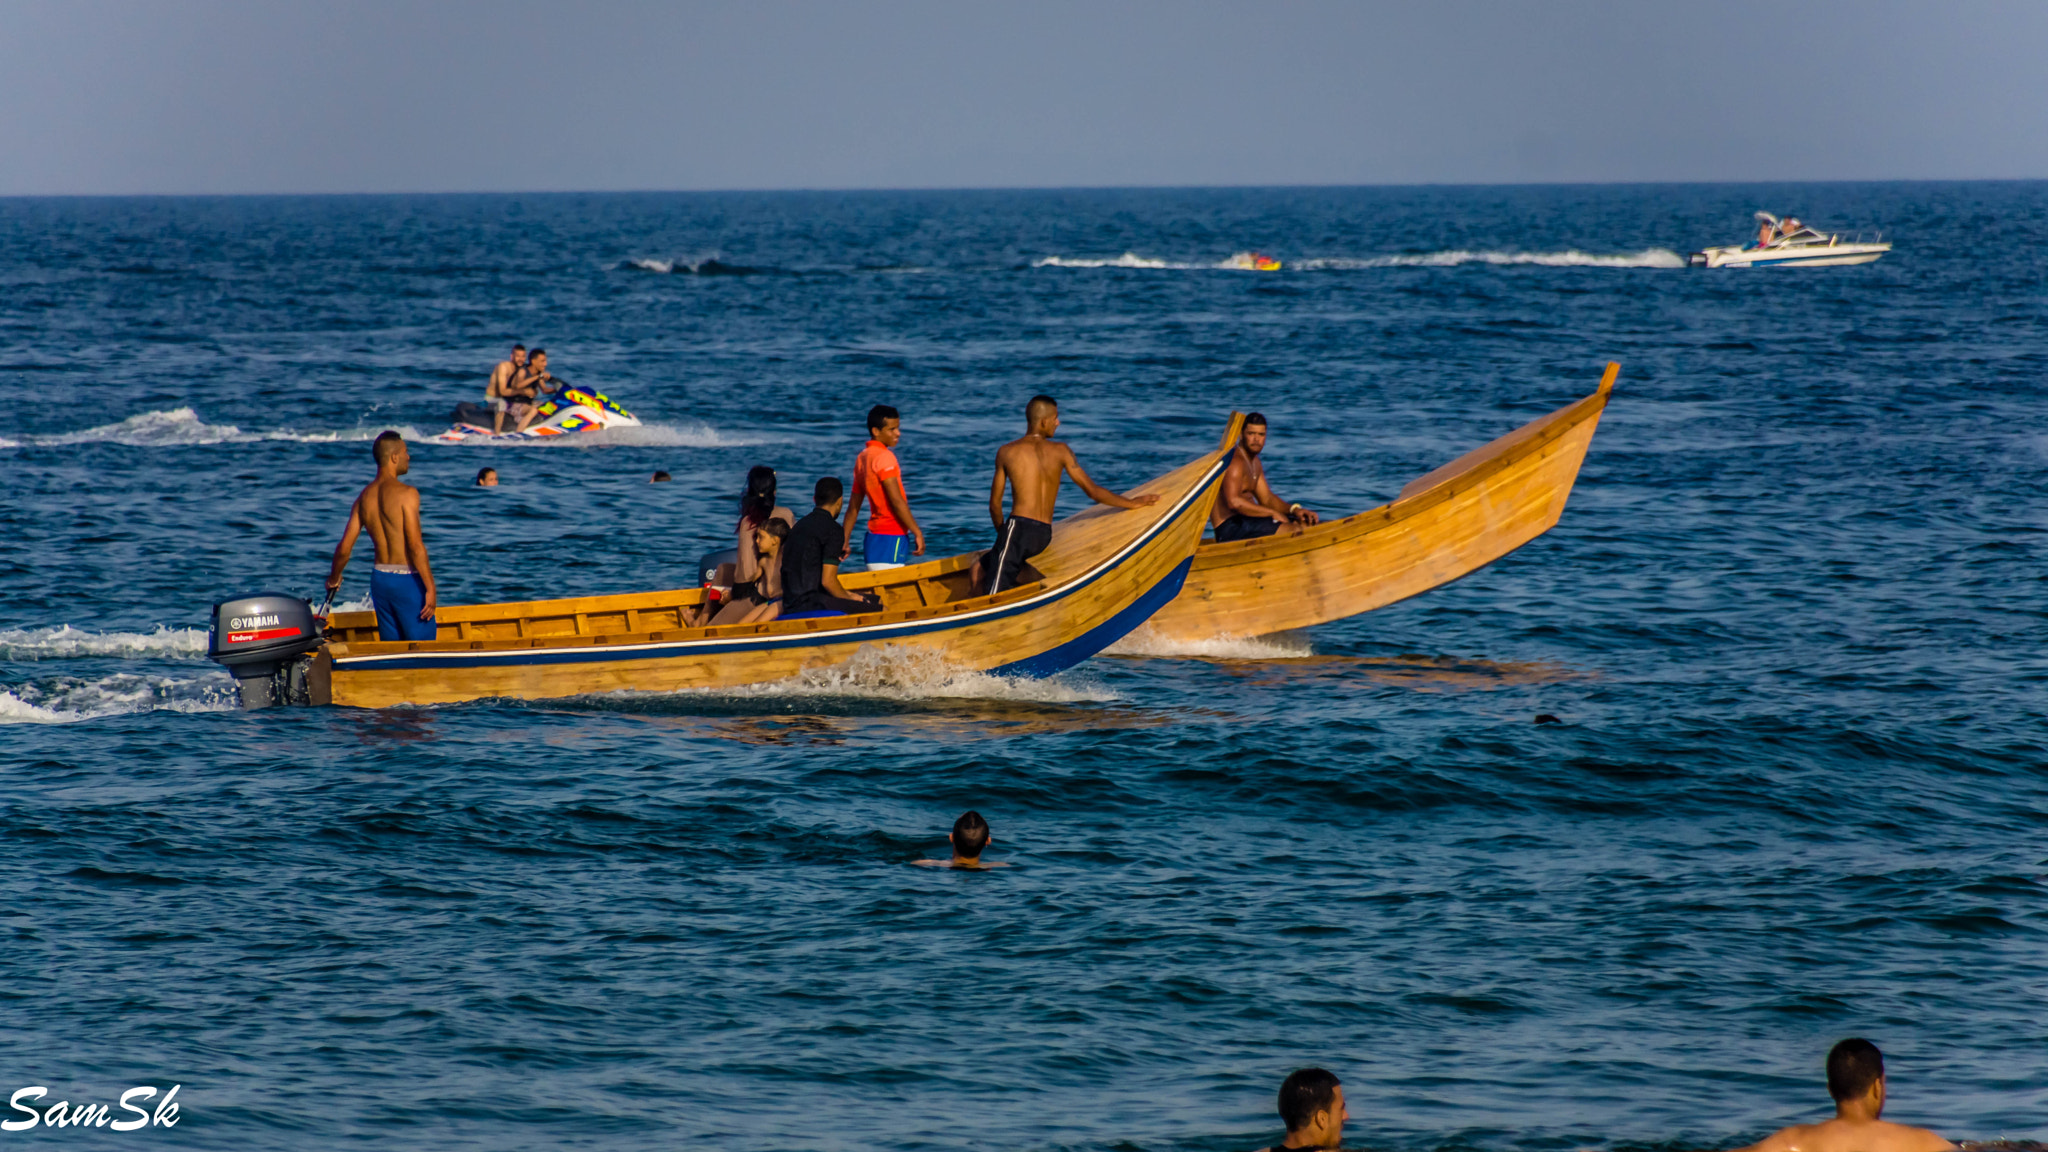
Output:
top-left (732, 465), bottom-right (793, 600)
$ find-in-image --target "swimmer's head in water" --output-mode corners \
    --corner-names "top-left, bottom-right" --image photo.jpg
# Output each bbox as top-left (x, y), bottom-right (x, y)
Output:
top-left (1827, 1038), bottom-right (1884, 1103)
top-left (867, 404), bottom-right (900, 440)
top-left (951, 810), bottom-right (990, 859)
top-left (475, 467), bottom-right (498, 487)
top-left (373, 430), bottom-right (408, 473)
top-left (813, 475), bottom-right (843, 508)
top-left (1277, 1068), bottom-right (1343, 1136)
top-left (651, 471), bottom-right (671, 482)
top-left (1025, 394), bottom-right (1058, 430)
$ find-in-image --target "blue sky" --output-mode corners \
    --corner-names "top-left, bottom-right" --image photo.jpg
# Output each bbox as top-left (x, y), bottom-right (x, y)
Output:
top-left (3, 0), bottom-right (2043, 194)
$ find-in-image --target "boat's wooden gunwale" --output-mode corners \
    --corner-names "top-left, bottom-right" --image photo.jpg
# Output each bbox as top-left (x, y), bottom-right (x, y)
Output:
top-left (319, 420), bottom-right (1241, 704)
top-left (1193, 382), bottom-right (1608, 571)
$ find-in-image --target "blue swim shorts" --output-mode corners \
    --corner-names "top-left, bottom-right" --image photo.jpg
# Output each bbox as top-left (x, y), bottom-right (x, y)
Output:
top-left (863, 531), bottom-right (912, 569)
top-left (371, 567), bottom-right (439, 642)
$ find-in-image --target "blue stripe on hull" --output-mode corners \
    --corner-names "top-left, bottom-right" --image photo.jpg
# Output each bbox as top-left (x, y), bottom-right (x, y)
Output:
top-left (992, 556), bottom-right (1193, 679)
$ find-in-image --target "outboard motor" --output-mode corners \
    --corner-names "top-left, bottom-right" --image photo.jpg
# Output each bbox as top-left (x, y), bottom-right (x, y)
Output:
top-left (697, 547), bottom-right (738, 615)
top-left (207, 592), bottom-right (325, 709)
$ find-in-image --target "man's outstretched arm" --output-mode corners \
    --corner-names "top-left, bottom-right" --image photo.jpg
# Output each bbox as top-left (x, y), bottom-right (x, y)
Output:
top-left (1063, 447), bottom-right (1160, 509)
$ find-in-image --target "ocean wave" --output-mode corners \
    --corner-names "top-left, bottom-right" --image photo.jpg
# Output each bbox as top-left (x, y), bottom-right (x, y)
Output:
top-left (0, 672), bottom-right (236, 725)
top-left (622, 256), bottom-right (768, 276)
top-left (1296, 249), bottom-right (1687, 269)
top-left (1104, 629), bottom-right (1314, 660)
top-left (0, 624), bottom-right (209, 662)
top-left (26, 408), bottom-right (428, 448)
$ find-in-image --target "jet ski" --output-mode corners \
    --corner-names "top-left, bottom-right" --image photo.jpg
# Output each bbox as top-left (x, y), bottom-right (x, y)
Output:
top-left (437, 384), bottom-right (641, 443)
top-left (1689, 212), bottom-right (1891, 268)
top-left (1225, 251), bottom-right (1283, 271)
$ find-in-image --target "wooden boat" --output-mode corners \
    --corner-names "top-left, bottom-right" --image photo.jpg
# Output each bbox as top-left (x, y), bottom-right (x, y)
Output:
top-left (1136, 363), bottom-right (1617, 643)
top-left (308, 415), bottom-right (1246, 707)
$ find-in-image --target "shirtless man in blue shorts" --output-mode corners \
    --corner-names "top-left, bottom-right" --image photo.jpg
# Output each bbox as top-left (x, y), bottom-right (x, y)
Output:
top-left (325, 431), bottom-right (438, 641)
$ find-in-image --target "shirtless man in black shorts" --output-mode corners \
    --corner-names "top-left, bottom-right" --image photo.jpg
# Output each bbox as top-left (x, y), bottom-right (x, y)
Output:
top-left (1212, 412), bottom-right (1318, 543)
top-left (977, 395), bottom-right (1158, 595)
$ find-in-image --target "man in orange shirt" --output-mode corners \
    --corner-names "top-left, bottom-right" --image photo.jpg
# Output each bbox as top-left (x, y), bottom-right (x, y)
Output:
top-left (840, 404), bottom-right (924, 570)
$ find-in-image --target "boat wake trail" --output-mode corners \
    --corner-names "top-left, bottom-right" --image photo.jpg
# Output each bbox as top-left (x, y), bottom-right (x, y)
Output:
top-left (1296, 249), bottom-right (1688, 269)
top-left (18, 408), bottom-right (429, 448)
top-left (0, 624), bottom-right (209, 661)
top-left (9, 408), bottom-right (761, 451)
top-left (0, 672), bottom-right (236, 724)
top-left (1032, 252), bottom-right (1272, 271)
top-left (1032, 249), bottom-right (1687, 271)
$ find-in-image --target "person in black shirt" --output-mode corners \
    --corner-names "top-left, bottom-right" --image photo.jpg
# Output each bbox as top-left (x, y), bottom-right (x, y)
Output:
top-left (781, 477), bottom-right (884, 617)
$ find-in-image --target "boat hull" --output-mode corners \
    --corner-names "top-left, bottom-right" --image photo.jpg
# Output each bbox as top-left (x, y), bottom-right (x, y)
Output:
top-left (1138, 365), bottom-right (1615, 643)
top-left (315, 424), bottom-right (1238, 707)
top-left (1693, 242), bottom-right (1890, 268)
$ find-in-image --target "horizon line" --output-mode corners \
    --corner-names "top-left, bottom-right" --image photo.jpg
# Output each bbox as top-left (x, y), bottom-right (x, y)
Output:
top-left (3, 176), bottom-right (2045, 200)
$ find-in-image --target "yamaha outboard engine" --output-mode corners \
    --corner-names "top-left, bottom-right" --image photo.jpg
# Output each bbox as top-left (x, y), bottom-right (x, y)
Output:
top-left (207, 592), bottom-right (325, 708)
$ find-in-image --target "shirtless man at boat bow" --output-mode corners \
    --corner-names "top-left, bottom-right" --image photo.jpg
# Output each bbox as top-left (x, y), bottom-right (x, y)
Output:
top-left (325, 431), bottom-right (438, 641)
top-left (978, 395), bottom-right (1158, 595)
top-left (1212, 412), bottom-right (1319, 543)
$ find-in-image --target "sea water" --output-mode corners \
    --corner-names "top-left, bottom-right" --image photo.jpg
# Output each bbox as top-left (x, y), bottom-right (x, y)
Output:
top-left (1, 185), bottom-right (2045, 1149)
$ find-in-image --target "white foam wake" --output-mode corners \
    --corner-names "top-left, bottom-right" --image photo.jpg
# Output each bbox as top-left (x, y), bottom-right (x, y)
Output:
top-left (0, 624), bottom-right (209, 661)
top-left (26, 408), bottom-right (428, 447)
top-left (1033, 252), bottom-right (1277, 271)
top-left (0, 672), bottom-right (236, 725)
top-left (1296, 249), bottom-right (1686, 269)
top-left (1104, 628), bottom-right (1313, 660)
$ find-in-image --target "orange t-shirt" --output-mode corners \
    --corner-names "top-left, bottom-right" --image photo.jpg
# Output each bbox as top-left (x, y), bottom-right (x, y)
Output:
top-left (854, 440), bottom-right (906, 535)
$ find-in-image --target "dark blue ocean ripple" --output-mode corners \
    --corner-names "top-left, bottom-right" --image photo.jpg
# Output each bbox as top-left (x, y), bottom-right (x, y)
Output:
top-left (2, 185), bottom-right (2047, 1151)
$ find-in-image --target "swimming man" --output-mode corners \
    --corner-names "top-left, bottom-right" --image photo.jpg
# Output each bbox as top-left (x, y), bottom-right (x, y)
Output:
top-left (979, 395), bottom-right (1159, 595)
top-left (326, 431), bottom-right (437, 641)
top-left (486, 344), bottom-right (527, 434)
top-left (1731, 1039), bottom-right (1953, 1152)
top-left (841, 404), bottom-right (924, 570)
top-left (913, 811), bottom-right (1005, 869)
top-left (1212, 412), bottom-right (1319, 543)
top-left (1254, 1068), bottom-right (1348, 1152)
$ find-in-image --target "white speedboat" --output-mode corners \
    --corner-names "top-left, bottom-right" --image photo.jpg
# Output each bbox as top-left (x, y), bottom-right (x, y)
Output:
top-left (1689, 212), bottom-right (1890, 268)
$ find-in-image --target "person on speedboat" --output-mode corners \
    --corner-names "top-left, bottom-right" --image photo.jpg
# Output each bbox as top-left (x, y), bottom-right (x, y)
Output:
top-left (486, 344), bottom-right (527, 433)
top-left (1211, 412), bottom-right (1319, 543)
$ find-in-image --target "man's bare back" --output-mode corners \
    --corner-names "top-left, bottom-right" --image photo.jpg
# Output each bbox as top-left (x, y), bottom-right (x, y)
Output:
top-left (987, 398), bottom-right (1157, 528)
top-left (326, 434), bottom-right (436, 623)
top-left (1733, 1041), bottom-right (1952, 1152)
top-left (1741, 1116), bottom-right (1953, 1152)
